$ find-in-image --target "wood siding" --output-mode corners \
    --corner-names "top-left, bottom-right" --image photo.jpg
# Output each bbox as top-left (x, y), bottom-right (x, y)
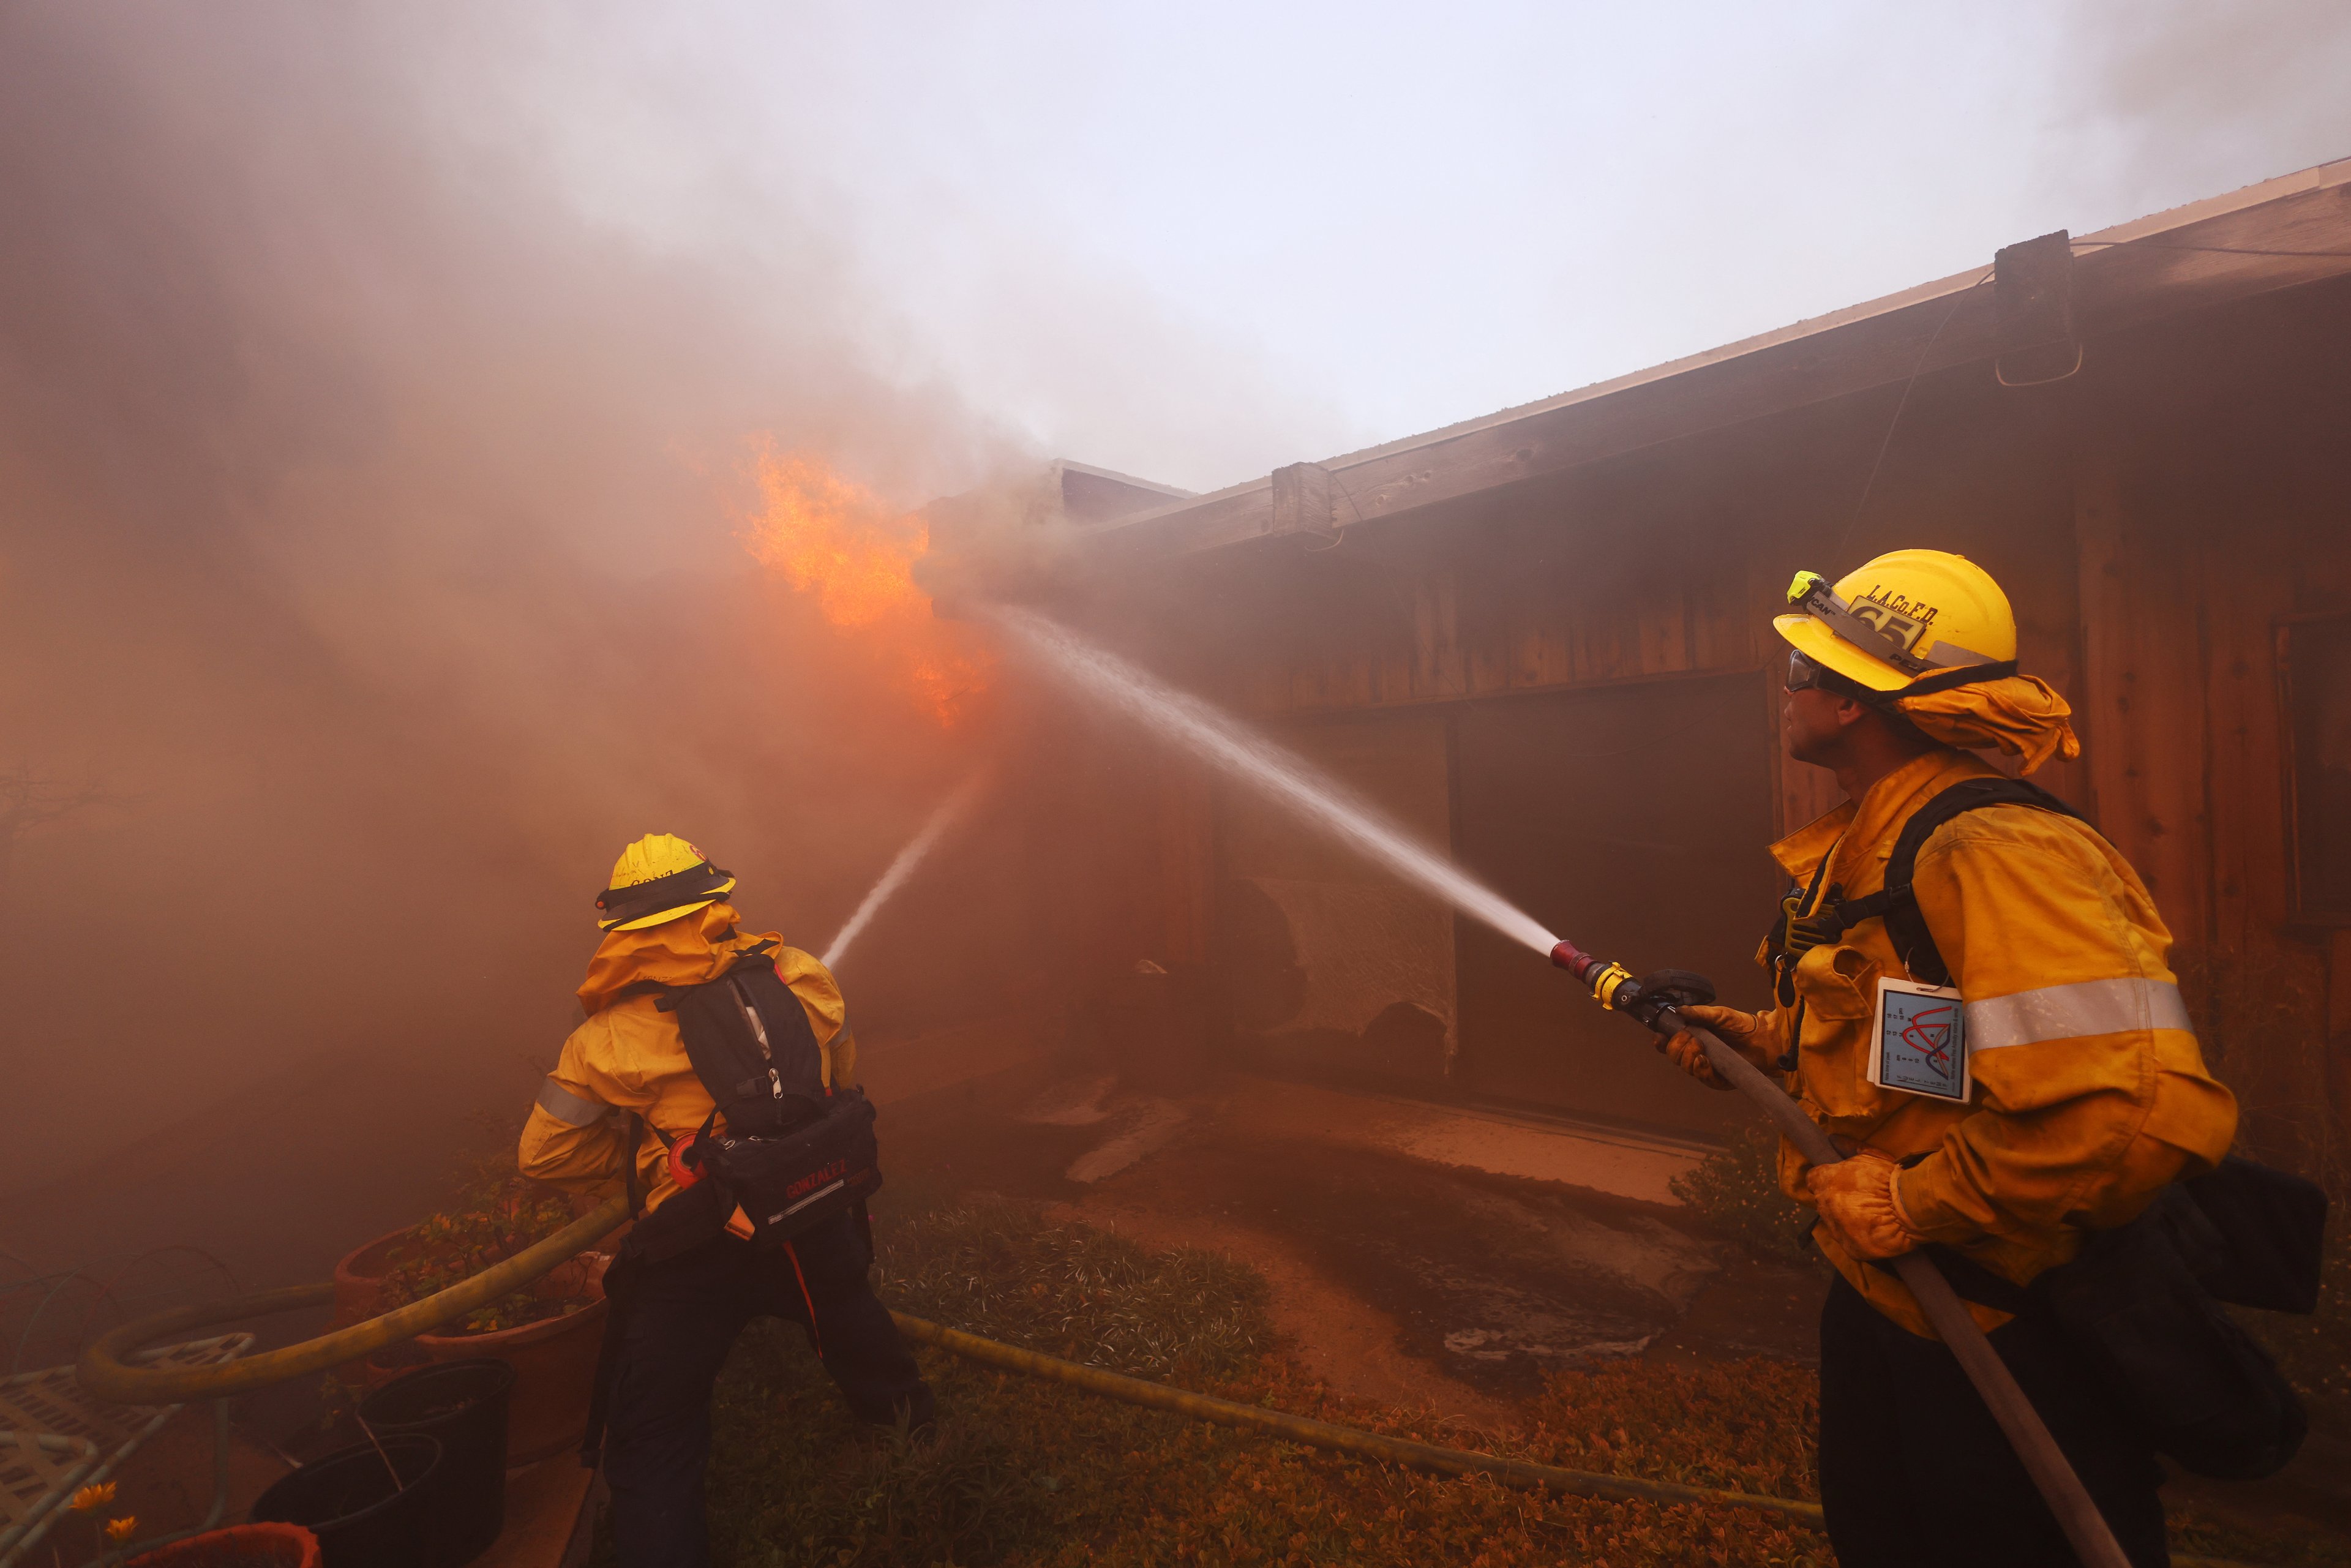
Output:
top-left (1119, 272), bottom-right (2351, 1151)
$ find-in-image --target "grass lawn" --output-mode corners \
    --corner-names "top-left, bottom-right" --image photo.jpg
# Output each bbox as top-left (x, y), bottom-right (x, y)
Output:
top-left (595, 1198), bottom-right (2347, 1566)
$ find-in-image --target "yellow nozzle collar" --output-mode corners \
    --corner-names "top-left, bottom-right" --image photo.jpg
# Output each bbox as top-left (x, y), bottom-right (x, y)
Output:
top-left (1589, 961), bottom-right (1636, 1010)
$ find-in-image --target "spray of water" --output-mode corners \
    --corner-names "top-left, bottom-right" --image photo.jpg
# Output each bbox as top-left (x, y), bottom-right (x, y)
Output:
top-left (821, 773), bottom-right (989, 969)
top-left (992, 607), bottom-right (1561, 956)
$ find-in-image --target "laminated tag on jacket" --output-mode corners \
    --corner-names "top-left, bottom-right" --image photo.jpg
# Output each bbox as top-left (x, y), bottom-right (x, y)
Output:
top-left (1868, 977), bottom-right (1970, 1102)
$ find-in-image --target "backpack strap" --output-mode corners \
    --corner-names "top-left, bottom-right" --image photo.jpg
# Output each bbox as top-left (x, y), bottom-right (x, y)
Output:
top-left (1811, 776), bottom-right (2090, 986)
top-left (653, 953), bottom-right (828, 1140)
top-left (623, 1112), bottom-right (646, 1218)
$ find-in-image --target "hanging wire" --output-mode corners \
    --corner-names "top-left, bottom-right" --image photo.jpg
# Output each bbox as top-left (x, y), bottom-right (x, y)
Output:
top-left (1831, 266), bottom-right (1997, 561)
top-left (1300, 466), bottom-right (1374, 552)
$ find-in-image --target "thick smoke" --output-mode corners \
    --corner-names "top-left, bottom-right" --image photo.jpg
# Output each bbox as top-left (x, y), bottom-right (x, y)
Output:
top-left (2057, 0), bottom-right (2351, 209)
top-left (0, 6), bottom-right (1035, 1269)
top-left (6, 1), bottom-right (2341, 1283)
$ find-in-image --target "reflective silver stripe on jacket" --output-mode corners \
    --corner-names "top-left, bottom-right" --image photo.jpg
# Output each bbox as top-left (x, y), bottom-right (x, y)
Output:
top-left (1965, 978), bottom-right (2195, 1051)
top-left (536, 1077), bottom-right (607, 1127)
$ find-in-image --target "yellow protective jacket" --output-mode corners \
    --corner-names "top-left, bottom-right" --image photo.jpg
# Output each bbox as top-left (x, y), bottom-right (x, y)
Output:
top-left (1768, 748), bottom-right (2237, 1337)
top-left (517, 902), bottom-right (857, 1223)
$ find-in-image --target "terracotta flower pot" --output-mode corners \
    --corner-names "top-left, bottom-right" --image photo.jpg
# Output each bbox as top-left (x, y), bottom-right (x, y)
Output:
top-left (416, 1252), bottom-right (611, 1465)
top-left (331, 1226), bottom-right (427, 1388)
top-left (124, 1522), bottom-right (320, 1568)
top-left (331, 1227), bottom-right (415, 1330)
top-left (360, 1339), bottom-right (432, 1388)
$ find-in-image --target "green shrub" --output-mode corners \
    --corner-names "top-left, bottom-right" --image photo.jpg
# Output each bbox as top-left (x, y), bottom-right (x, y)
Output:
top-left (1671, 1121), bottom-right (1820, 1266)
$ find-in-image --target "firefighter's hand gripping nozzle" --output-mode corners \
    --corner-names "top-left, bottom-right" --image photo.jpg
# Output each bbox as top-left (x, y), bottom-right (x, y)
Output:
top-left (1548, 939), bottom-right (1715, 1027)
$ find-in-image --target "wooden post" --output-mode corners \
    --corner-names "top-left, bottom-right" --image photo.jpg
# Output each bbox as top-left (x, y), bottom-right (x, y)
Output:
top-left (1411, 565), bottom-right (1466, 700)
top-left (2331, 929), bottom-right (2351, 1147)
top-left (2074, 437), bottom-right (2212, 953)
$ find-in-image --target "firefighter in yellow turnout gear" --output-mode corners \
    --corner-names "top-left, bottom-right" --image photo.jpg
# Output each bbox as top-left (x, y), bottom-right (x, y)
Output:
top-left (1662, 552), bottom-right (2237, 1567)
top-left (520, 835), bottom-right (931, 1568)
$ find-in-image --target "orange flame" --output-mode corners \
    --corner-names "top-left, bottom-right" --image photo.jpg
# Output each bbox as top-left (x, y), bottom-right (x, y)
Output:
top-left (743, 446), bottom-right (991, 725)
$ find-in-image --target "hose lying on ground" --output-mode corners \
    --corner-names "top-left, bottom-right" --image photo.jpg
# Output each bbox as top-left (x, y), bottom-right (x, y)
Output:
top-left (891, 1311), bottom-right (1823, 1523)
top-left (74, 1204), bottom-right (2270, 1567)
top-left (891, 1312), bottom-right (2272, 1568)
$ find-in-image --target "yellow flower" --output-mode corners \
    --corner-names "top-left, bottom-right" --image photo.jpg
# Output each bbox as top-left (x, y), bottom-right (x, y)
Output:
top-left (70, 1483), bottom-right (117, 1513)
top-left (105, 1517), bottom-right (140, 1543)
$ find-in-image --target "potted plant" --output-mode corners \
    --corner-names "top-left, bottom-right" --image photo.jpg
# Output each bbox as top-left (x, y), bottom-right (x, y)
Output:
top-left (328, 1111), bottom-right (541, 1387)
top-left (370, 1155), bottom-right (611, 1465)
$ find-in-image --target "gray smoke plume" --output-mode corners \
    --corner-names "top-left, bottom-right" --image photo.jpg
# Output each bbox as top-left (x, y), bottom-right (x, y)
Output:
top-left (2057, 0), bottom-right (2351, 209)
top-left (0, 5), bottom-right (1029, 1254)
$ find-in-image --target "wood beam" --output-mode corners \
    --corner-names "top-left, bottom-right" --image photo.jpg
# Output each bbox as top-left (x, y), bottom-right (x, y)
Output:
top-left (1080, 160), bottom-right (2351, 566)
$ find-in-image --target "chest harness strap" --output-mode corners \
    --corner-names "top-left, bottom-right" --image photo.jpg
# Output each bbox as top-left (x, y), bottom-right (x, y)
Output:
top-left (1761, 778), bottom-right (2091, 1068)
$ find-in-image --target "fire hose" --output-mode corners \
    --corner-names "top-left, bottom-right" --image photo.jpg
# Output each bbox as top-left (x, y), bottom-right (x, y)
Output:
top-left (74, 1202), bottom-right (1824, 1520)
top-left (76, 1180), bottom-right (2265, 1566)
top-left (1548, 936), bottom-right (2136, 1568)
top-left (73, 1199), bottom-right (1832, 1526)
top-left (76, 1197), bottom-right (633, 1404)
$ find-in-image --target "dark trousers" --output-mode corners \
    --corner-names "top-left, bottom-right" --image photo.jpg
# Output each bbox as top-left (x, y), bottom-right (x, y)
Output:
top-left (1818, 1273), bottom-right (2169, 1567)
top-left (602, 1214), bottom-right (934, 1568)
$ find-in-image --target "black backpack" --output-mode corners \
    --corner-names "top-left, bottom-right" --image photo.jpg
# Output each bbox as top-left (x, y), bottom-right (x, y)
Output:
top-left (1777, 777), bottom-right (2329, 1477)
top-left (651, 944), bottom-right (882, 1248)
top-left (580, 948), bottom-right (883, 1467)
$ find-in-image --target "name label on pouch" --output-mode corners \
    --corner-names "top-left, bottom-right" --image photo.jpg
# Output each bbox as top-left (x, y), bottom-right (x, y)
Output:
top-left (771, 1178), bottom-right (846, 1225)
top-left (1869, 977), bottom-right (1971, 1103)
top-left (786, 1158), bottom-right (850, 1201)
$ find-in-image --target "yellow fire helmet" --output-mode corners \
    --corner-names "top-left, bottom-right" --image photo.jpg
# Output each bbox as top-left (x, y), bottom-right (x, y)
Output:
top-left (1774, 549), bottom-right (2018, 695)
top-left (596, 833), bottom-right (737, 931)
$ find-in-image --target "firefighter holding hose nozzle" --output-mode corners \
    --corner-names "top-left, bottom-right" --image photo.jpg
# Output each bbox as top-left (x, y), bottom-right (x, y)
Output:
top-left (1654, 551), bottom-right (2293, 1567)
top-left (518, 834), bottom-right (933, 1568)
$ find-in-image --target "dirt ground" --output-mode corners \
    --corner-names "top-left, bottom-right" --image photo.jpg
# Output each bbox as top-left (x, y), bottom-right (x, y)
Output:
top-left (877, 1052), bottom-right (2351, 1551)
top-left (879, 1056), bottom-right (1827, 1433)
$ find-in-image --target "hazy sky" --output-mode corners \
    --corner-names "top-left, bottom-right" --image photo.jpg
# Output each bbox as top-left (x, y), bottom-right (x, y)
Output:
top-left (486, 0), bottom-right (2351, 493)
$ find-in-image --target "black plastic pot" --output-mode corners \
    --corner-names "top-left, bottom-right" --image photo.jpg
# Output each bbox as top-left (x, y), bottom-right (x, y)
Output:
top-left (251, 1433), bottom-right (440, 1568)
top-left (358, 1359), bottom-right (517, 1568)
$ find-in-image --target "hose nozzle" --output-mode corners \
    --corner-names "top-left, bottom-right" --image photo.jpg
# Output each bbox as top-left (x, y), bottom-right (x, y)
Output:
top-left (1549, 939), bottom-right (1637, 1010)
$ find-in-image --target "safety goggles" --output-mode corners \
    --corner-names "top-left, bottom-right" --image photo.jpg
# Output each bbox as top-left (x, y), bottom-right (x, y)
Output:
top-left (1783, 649), bottom-right (1829, 692)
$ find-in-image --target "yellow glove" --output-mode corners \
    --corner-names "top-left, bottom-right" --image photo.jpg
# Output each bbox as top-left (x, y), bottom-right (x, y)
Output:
top-left (1655, 1005), bottom-right (1782, 1090)
top-left (1806, 1150), bottom-right (1922, 1261)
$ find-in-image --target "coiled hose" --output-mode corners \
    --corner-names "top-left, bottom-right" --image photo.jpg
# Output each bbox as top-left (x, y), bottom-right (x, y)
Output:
top-left (74, 1201), bottom-right (2268, 1566)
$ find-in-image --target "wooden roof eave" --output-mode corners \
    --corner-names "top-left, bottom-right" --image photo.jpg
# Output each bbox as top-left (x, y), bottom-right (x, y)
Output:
top-left (1078, 156), bottom-right (2351, 566)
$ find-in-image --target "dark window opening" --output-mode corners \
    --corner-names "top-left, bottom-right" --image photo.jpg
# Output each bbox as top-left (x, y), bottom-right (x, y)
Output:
top-left (2282, 614), bottom-right (2351, 923)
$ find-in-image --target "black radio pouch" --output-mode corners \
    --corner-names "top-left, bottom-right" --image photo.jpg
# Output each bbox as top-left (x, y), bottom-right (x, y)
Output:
top-left (2031, 1158), bottom-right (2322, 1480)
top-left (1896, 1156), bottom-right (2326, 1480)
top-left (662, 947), bottom-right (882, 1247)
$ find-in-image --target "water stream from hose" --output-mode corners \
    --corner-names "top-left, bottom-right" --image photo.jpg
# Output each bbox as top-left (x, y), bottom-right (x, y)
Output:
top-left (822, 772), bottom-right (989, 969)
top-left (992, 607), bottom-right (1560, 956)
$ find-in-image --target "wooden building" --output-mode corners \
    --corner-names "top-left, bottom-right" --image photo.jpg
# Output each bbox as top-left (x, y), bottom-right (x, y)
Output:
top-left (955, 159), bottom-right (2351, 1163)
